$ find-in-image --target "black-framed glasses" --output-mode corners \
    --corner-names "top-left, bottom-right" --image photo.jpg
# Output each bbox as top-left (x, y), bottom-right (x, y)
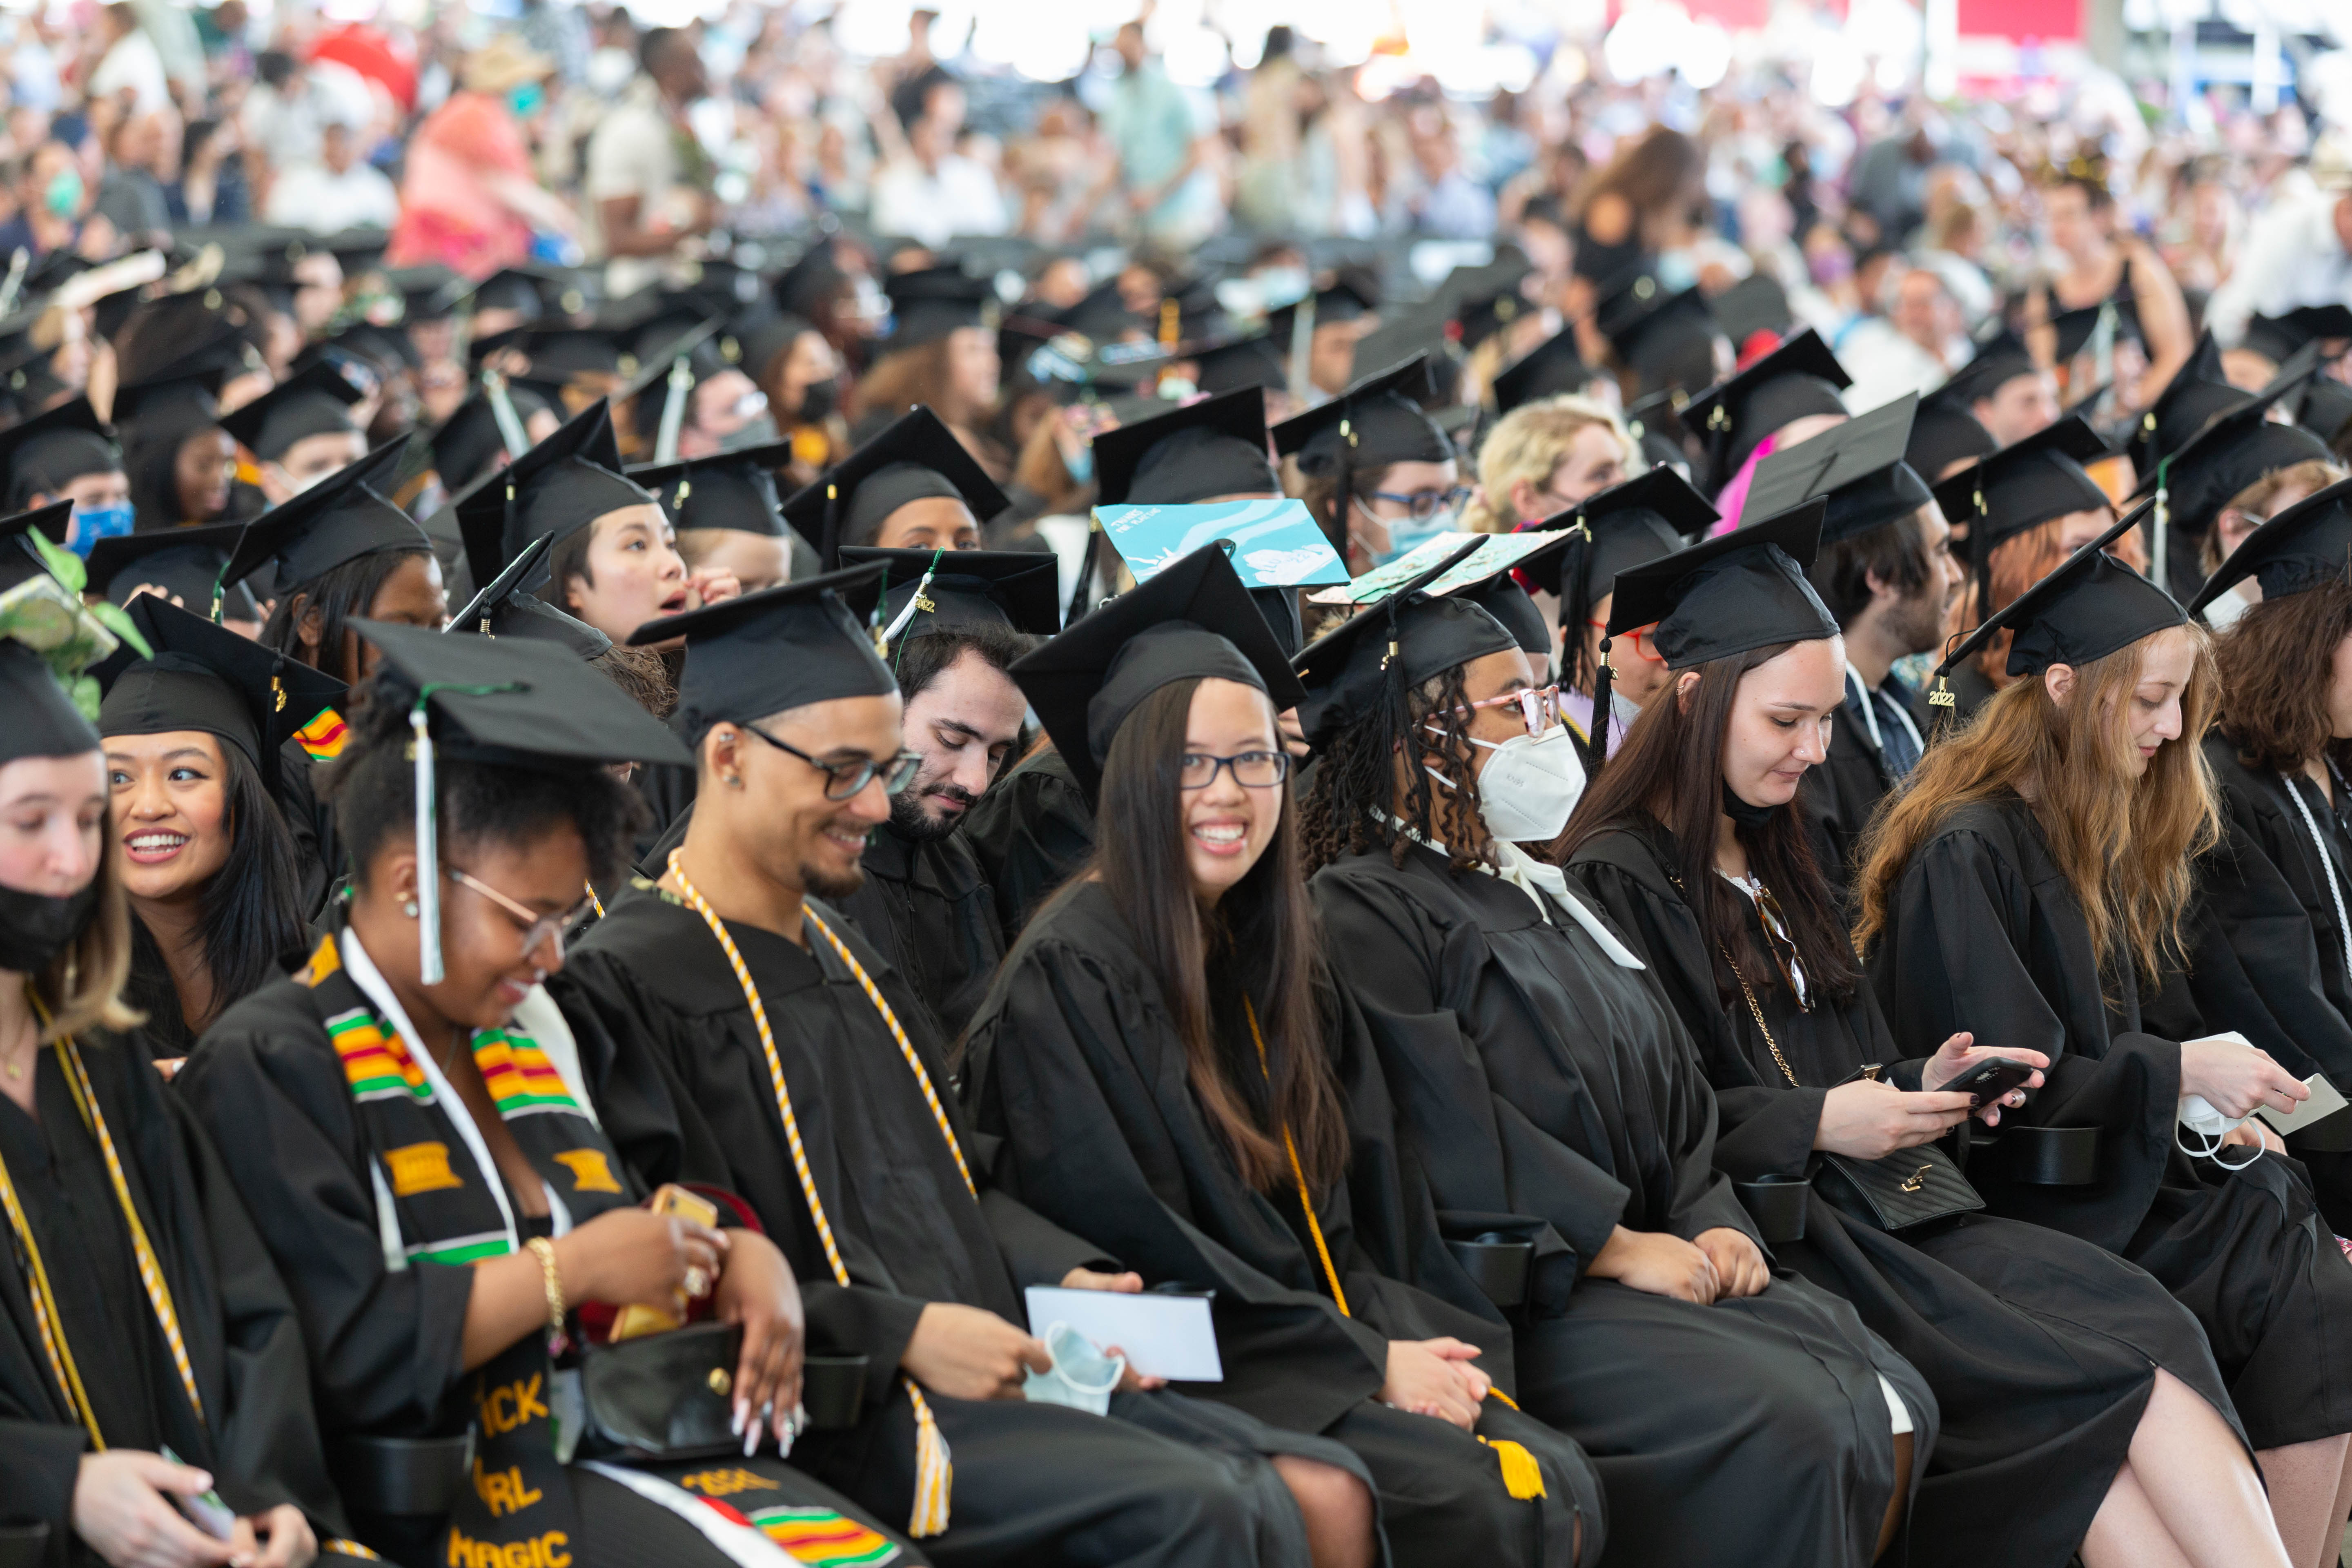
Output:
top-left (445, 866), bottom-right (596, 958)
top-left (1367, 485), bottom-right (1472, 523)
top-left (742, 721), bottom-right (921, 800)
top-left (1179, 751), bottom-right (1291, 790)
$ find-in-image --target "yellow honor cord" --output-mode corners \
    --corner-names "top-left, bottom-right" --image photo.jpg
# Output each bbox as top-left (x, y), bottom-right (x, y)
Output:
top-left (1245, 1000), bottom-right (1349, 1317)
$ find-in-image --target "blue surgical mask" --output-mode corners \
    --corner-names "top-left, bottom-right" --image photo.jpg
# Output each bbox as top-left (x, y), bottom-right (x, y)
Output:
top-left (506, 81), bottom-right (546, 118)
top-left (69, 501), bottom-right (133, 557)
top-left (1368, 511), bottom-right (1451, 569)
top-left (43, 168), bottom-right (82, 219)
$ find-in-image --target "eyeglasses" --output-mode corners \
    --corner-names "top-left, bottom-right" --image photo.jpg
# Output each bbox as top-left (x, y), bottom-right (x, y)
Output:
top-left (1586, 618), bottom-right (1667, 664)
top-left (1178, 751), bottom-right (1292, 790)
top-left (1367, 485), bottom-right (1473, 523)
top-left (742, 721), bottom-right (922, 800)
top-left (1438, 684), bottom-right (1564, 736)
top-left (445, 866), bottom-right (596, 960)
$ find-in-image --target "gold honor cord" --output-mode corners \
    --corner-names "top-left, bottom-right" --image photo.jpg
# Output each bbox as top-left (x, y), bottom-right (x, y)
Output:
top-left (666, 852), bottom-right (953, 1538)
top-left (1245, 1000), bottom-right (1350, 1317)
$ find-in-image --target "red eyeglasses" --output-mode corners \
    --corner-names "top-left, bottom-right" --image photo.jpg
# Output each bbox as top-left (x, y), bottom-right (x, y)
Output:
top-left (1586, 619), bottom-right (1667, 664)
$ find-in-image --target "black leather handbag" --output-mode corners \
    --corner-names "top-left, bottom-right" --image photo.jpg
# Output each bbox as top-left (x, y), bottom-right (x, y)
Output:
top-left (577, 1322), bottom-right (744, 1461)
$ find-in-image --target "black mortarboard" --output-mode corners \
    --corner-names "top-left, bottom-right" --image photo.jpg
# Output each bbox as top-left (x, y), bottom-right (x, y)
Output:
top-left (1540, 467), bottom-right (1717, 603)
top-left (1711, 274), bottom-right (1794, 347)
top-left (1907, 392), bottom-right (1999, 480)
top-left (0, 501), bottom-right (74, 593)
top-left (2049, 299), bottom-right (2142, 362)
top-left (1933, 502), bottom-right (2183, 681)
top-left (217, 359), bottom-right (363, 462)
top-left (838, 545), bottom-right (1062, 654)
top-left (2190, 474), bottom-right (2352, 614)
top-left (1266, 276), bottom-right (1379, 343)
top-left (1454, 535), bottom-right (1571, 656)
top-left (2138, 372), bottom-right (2332, 543)
top-left (1492, 327), bottom-right (1605, 413)
top-left (469, 323), bottom-right (629, 386)
top-left (1624, 390), bottom-right (1693, 472)
top-left (2294, 372), bottom-right (2352, 448)
top-left (0, 642), bottom-right (100, 764)
top-left (1193, 332), bottom-right (1290, 398)
top-left (452, 402), bottom-right (655, 591)
top-left (1012, 544), bottom-right (1303, 800)
top-left (1453, 285), bottom-right (1533, 355)
top-left (386, 263), bottom-right (470, 323)
top-left (1596, 272), bottom-right (1720, 390)
top-left (222, 439), bottom-right (430, 604)
top-left (1289, 539), bottom-right (1508, 751)
top-left (1605, 498), bottom-right (1837, 668)
top-left (2126, 332), bottom-right (2243, 476)
top-left (110, 347), bottom-right (231, 428)
top-left (773, 238), bottom-right (847, 320)
top-left (777, 406), bottom-right (1009, 567)
top-left (1094, 388), bottom-right (1276, 508)
top-left (1743, 393), bottom-right (1935, 546)
top-left (447, 533), bottom-right (612, 660)
top-left (84, 522), bottom-right (258, 623)
top-left (98, 595), bottom-right (339, 795)
top-left (470, 264), bottom-right (591, 323)
top-left (627, 440), bottom-right (789, 538)
top-left (0, 396), bottom-right (118, 511)
top-left (1677, 329), bottom-right (1852, 488)
top-left (2240, 305), bottom-right (2352, 368)
top-left (1929, 416), bottom-right (2114, 565)
top-left (883, 267), bottom-right (999, 354)
top-left (634, 563), bottom-right (900, 744)
top-left (1272, 355), bottom-right (1451, 478)
top-left (1941, 330), bottom-right (2040, 409)
top-left (427, 384), bottom-right (552, 493)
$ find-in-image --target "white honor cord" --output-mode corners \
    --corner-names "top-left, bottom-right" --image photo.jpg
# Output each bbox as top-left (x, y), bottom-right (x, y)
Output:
top-left (2281, 770), bottom-right (2352, 982)
top-left (1846, 664), bottom-right (1924, 763)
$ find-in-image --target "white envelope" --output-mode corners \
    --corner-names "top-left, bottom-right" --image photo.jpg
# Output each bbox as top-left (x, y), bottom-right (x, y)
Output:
top-left (1022, 1287), bottom-right (1223, 1382)
top-left (2256, 1073), bottom-right (2351, 1137)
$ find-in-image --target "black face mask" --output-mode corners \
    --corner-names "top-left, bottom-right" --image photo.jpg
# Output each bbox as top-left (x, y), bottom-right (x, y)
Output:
top-left (796, 376), bottom-right (841, 424)
top-left (1721, 782), bottom-right (1780, 832)
top-left (0, 881), bottom-right (97, 975)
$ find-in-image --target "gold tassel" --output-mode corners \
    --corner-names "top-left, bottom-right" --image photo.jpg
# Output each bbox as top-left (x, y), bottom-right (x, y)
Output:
top-left (1480, 1436), bottom-right (1547, 1500)
top-left (906, 1381), bottom-right (953, 1537)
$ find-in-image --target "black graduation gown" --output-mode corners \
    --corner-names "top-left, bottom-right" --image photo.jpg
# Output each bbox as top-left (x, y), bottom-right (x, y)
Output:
top-left (1570, 821), bottom-right (2247, 1568)
top-left (964, 881), bottom-right (1606, 1568)
top-left (834, 822), bottom-right (1007, 1044)
top-left (550, 880), bottom-right (1343, 1568)
top-left (2160, 736), bottom-right (2352, 1232)
top-left (631, 761), bottom-right (697, 869)
top-left (1311, 844), bottom-right (1934, 1568)
top-left (1798, 674), bottom-right (1926, 909)
top-left (0, 1036), bottom-right (345, 1565)
top-left (275, 737), bottom-right (338, 922)
top-left (1866, 793), bottom-right (2352, 1450)
top-left (960, 744), bottom-right (1093, 935)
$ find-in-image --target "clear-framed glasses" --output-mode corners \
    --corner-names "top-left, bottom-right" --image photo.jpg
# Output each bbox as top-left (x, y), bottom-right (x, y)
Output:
top-left (742, 721), bottom-right (922, 800)
top-left (1367, 485), bottom-right (1473, 523)
top-left (445, 865), bottom-right (596, 958)
top-left (1178, 751), bottom-right (1292, 790)
top-left (1439, 684), bottom-right (1564, 736)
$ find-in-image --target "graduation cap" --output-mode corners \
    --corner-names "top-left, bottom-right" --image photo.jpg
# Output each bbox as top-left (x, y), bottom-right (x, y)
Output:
top-left (445, 532), bottom-right (612, 660)
top-left (1289, 537), bottom-right (1506, 751)
top-left (1624, 390), bottom-right (1694, 473)
top-left (838, 545), bottom-right (1062, 656)
top-left (469, 322), bottom-right (628, 383)
top-left (222, 438), bottom-right (430, 612)
top-left (2190, 474), bottom-right (2352, 615)
top-left (97, 595), bottom-right (340, 797)
top-left (308, 318), bottom-right (420, 374)
top-left (1605, 498), bottom-right (1837, 669)
top-left (1941, 330), bottom-right (2041, 411)
top-left (452, 402), bottom-right (655, 592)
top-left (1677, 328), bottom-right (1852, 489)
top-left (2240, 305), bottom-right (2352, 369)
top-left (110, 345), bottom-right (234, 428)
top-left (384, 264), bottom-right (470, 323)
top-left (2132, 369), bottom-right (2332, 545)
top-left (777, 405), bottom-right (1009, 568)
top-left (773, 238), bottom-right (848, 320)
top-left (1492, 327), bottom-right (1604, 414)
top-left (633, 562), bottom-right (900, 746)
top-left (427, 383), bottom-right (552, 494)
top-left (217, 359), bottom-right (363, 463)
top-left (0, 500), bottom-right (75, 593)
top-left (0, 640), bottom-right (101, 766)
top-left (2049, 299), bottom-right (2142, 362)
top-left (1930, 502), bottom-right (2182, 698)
top-left (1455, 534), bottom-right (1572, 657)
top-left (355, 616), bottom-right (691, 982)
top-left (626, 439), bottom-right (790, 538)
top-left (613, 318), bottom-right (734, 454)
top-left (2292, 371), bottom-right (2352, 448)
top-left (737, 310), bottom-right (815, 383)
top-left (1537, 467), bottom-right (1717, 606)
top-left (470, 263), bottom-right (593, 323)
top-left (2125, 332), bottom-right (2243, 477)
top-left (1710, 274), bottom-right (1793, 348)
top-left (1266, 276), bottom-right (1380, 343)
top-left (1093, 388), bottom-right (1276, 508)
top-left (1453, 284), bottom-right (1533, 355)
top-left (84, 522), bottom-right (258, 624)
top-left (1272, 356), bottom-right (1452, 525)
top-left (1929, 416), bottom-right (2114, 572)
top-left (1193, 332), bottom-right (1290, 398)
top-left (1908, 391), bottom-right (1999, 480)
top-left (883, 266), bottom-right (999, 354)
top-left (1050, 277), bottom-right (1146, 343)
top-left (1010, 543), bottom-right (1305, 800)
top-left (1743, 393), bottom-right (1936, 547)
top-left (0, 397), bottom-right (118, 512)
top-left (1595, 272), bottom-right (1720, 391)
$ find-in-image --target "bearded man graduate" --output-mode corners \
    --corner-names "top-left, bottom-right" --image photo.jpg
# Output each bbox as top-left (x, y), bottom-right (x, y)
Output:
top-left (550, 567), bottom-right (1372, 1568)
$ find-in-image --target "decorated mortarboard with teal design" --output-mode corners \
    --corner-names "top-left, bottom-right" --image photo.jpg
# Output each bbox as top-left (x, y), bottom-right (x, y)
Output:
top-left (1308, 528), bottom-right (1566, 605)
top-left (1095, 498), bottom-right (1347, 592)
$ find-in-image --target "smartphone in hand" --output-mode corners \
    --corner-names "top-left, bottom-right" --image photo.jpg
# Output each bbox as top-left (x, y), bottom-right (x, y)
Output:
top-left (1938, 1057), bottom-right (2037, 1108)
top-left (159, 1448), bottom-right (235, 1541)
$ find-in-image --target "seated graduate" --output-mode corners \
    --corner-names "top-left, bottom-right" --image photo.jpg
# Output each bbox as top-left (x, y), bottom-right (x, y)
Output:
top-left (777, 406), bottom-right (1004, 566)
top-left (627, 441), bottom-right (798, 595)
top-left (424, 384), bottom-right (561, 501)
top-left (1852, 512), bottom-right (2352, 1568)
top-left (174, 622), bottom-right (892, 1567)
top-left (0, 622), bottom-right (345, 1568)
top-left (1557, 507), bottom-right (2284, 1568)
top-left (85, 525), bottom-right (265, 641)
top-left (1675, 327), bottom-right (1851, 510)
top-left (97, 597), bottom-right (338, 1058)
top-left (962, 389), bottom-right (1303, 935)
top-left (2123, 333), bottom-right (2272, 596)
top-left (964, 548), bottom-right (1603, 1568)
top-left (2194, 458), bottom-right (2344, 629)
top-left (2174, 477), bottom-right (2352, 1233)
top-left (1275, 356), bottom-right (1461, 579)
top-left (218, 362), bottom-right (369, 507)
top-left (116, 350), bottom-right (242, 534)
top-left (827, 546), bottom-right (1060, 1040)
top-left (1929, 338), bottom-right (2051, 457)
top-left (1728, 401), bottom-right (1960, 902)
top-left (0, 396), bottom-right (134, 557)
top-left (1291, 540), bottom-right (1938, 1568)
top-left (550, 569), bottom-right (1352, 1568)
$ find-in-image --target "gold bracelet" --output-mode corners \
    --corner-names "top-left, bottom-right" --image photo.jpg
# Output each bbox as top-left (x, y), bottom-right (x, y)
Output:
top-left (523, 1237), bottom-right (566, 1339)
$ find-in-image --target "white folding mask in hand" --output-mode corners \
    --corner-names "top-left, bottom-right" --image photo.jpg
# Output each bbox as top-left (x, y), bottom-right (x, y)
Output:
top-left (2177, 1094), bottom-right (2262, 1170)
top-left (1022, 1322), bottom-right (1126, 1416)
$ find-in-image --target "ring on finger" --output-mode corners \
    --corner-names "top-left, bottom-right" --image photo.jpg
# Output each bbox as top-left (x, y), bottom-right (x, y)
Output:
top-left (684, 1264), bottom-right (711, 1299)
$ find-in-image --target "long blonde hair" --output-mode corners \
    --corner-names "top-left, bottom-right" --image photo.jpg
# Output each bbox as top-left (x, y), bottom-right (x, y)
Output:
top-left (1853, 625), bottom-right (2219, 985)
top-left (1462, 396), bottom-right (1630, 535)
top-left (33, 829), bottom-right (141, 1043)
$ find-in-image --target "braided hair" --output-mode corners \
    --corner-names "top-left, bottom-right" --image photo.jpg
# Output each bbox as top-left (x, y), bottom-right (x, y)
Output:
top-left (1299, 658), bottom-right (1491, 876)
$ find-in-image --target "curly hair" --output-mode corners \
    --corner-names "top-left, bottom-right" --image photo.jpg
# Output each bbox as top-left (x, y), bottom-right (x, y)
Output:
top-left (2214, 576), bottom-right (2352, 776)
top-left (1299, 660), bottom-right (1491, 876)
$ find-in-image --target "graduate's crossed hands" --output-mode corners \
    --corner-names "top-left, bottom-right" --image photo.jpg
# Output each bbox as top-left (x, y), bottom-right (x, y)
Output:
top-left (1588, 1225), bottom-right (1719, 1304)
top-left (1381, 1339), bottom-right (1490, 1430)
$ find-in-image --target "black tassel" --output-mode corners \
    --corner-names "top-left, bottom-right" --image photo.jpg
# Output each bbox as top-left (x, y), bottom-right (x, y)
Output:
top-left (1583, 639), bottom-right (1615, 782)
top-left (1067, 520), bottom-right (1100, 627)
top-left (819, 482), bottom-right (840, 572)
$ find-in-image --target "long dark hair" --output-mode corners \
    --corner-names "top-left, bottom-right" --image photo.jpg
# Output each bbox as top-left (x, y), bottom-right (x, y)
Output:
top-left (2214, 577), bottom-right (2352, 775)
top-left (1557, 644), bottom-right (1860, 1004)
top-left (1076, 678), bottom-right (1349, 1194)
top-left (1299, 658), bottom-right (1488, 876)
top-left (261, 548), bottom-right (430, 686)
top-left (125, 742), bottom-right (306, 1035)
